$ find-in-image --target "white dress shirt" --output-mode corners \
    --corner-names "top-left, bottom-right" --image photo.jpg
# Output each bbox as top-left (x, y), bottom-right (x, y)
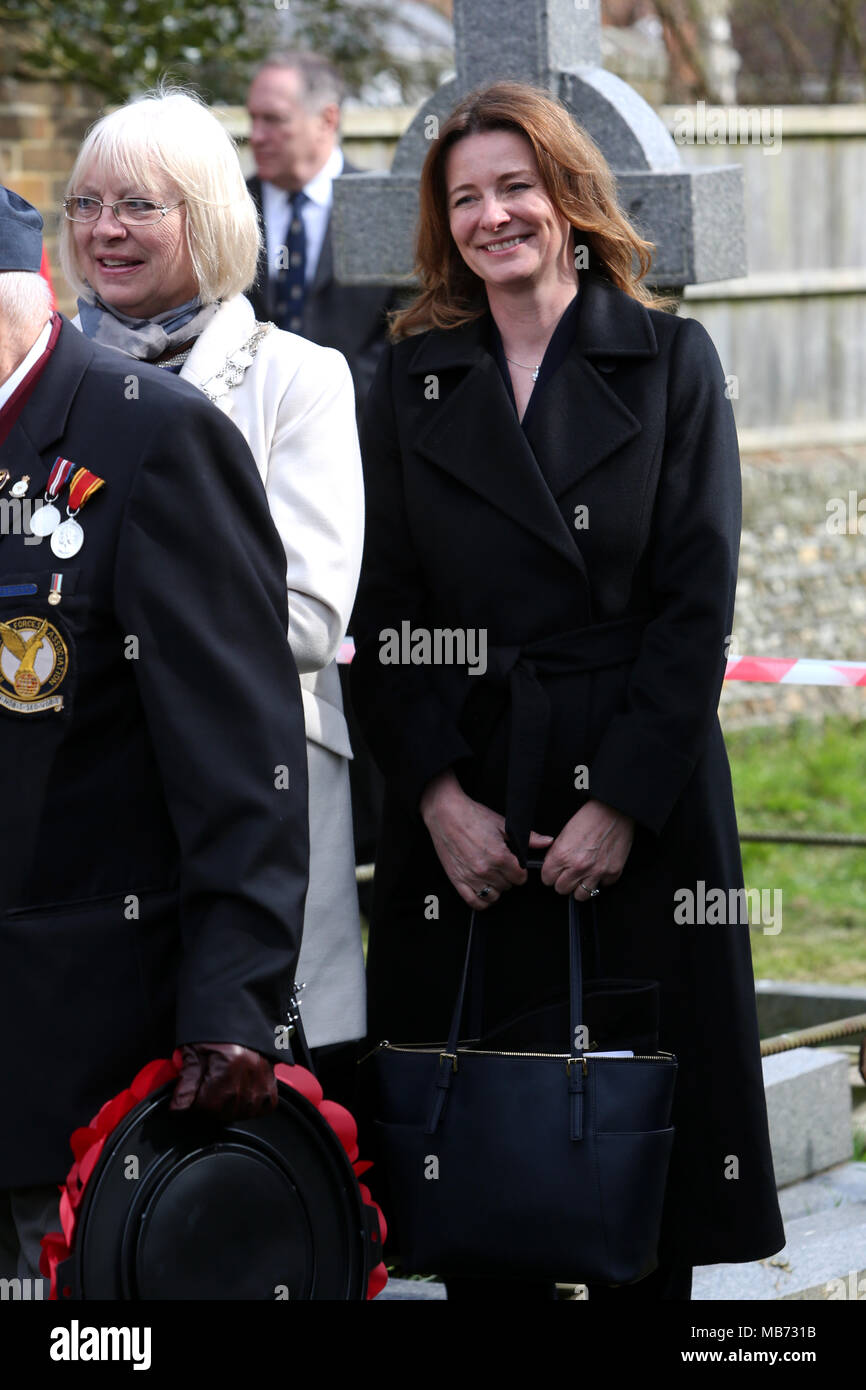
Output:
top-left (0, 320), bottom-right (51, 409)
top-left (260, 145), bottom-right (344, 288)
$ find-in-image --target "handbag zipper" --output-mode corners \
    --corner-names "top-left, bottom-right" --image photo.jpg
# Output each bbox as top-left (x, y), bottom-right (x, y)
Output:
top-left (361, 1040), bottom-right (675, 1067)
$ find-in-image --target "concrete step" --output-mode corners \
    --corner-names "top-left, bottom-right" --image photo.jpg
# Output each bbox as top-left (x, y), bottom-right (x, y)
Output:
top-left (693, 1161), bottom-right (866, 1300)
top-left (376, 1166), bottom-right (866, 1300)
top-left (374, 1166), bottom-right (866, 1300)
top-left (375, 1276), bottom-right (446, 1300)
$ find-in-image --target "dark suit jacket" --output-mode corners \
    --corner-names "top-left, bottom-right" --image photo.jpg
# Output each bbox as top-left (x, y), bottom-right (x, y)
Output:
top-left (350, 273), bottom-right (785, 1267)
top-left (0, 319), bottom-right (309, 1185)
top-left (247, 164), bottom-right (396, 412)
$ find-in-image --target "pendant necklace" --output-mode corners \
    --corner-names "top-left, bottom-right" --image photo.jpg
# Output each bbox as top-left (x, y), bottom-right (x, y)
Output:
top-left (505, 355), bottom-right (541, 383)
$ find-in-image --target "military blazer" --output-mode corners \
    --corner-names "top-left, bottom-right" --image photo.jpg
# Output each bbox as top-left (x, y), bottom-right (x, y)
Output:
top-left (0, 319), bottom-right (309, 1185)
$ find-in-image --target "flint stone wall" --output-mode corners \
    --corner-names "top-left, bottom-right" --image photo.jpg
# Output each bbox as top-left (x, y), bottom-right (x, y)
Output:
top-left (720, 444), bottom-right (866, 730)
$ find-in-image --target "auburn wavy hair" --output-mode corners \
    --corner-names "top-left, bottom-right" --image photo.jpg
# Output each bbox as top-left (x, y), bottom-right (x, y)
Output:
top-left (391, 81), bottom-right (673, 339)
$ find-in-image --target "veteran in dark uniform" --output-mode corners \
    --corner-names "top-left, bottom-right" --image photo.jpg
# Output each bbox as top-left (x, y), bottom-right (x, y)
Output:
top-left (0, 188), bottom-right (309, 1285)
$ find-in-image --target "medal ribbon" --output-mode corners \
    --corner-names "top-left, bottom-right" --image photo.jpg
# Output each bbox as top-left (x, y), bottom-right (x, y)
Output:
top-left (46, 456), bottom-right (75, 500)
top-left (67, 467), bottom-right (105, 512)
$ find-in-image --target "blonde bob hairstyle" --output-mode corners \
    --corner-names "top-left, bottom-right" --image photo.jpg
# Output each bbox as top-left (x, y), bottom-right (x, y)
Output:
top-left (60, 86), bottom-right (261, 308)
top-left (391, 81), bottom-right (671, 340)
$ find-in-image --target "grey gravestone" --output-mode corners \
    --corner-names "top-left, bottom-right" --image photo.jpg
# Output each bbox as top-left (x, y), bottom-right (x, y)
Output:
top-left (332, 0), bottom-right (746, 290)
top-left (763, 1047), bottom-right (852, 1188)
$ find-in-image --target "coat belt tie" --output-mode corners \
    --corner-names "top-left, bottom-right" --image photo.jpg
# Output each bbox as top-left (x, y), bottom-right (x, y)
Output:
top-left (475, 615), bottom-right (648, 866)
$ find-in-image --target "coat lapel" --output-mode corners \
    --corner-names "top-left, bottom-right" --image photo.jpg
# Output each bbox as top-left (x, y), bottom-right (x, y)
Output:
top-left (1, 318), bottom-right (93, 488)
top-left (411, 327), bottom-right (588, 578)
top-left (180, 296), bottom-right (257, 418)
top-left (310, 158), bottom-right (358, 296)
top-left (523, 354), bottom-right (641, 500)
top-left (524, 274), bottom-right (658, 499)
top-left (246, 176), bottom-right (272, 318)
top-left (408, 274), bottom-right (659, 573)
top-left (311, 227), bottom-right (332, 295)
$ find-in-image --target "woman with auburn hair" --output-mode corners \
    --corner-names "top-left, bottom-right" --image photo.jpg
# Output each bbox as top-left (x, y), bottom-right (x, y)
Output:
top-left (398, 79), bottom-right (661, 336)
top-left (61, 87), bottom-right (367, 1101)
top-left (351, 81), bottom-right (784, 1299)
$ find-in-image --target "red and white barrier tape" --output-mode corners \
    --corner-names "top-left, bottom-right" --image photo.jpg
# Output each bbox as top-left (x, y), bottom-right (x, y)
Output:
top-left (337, 639), bottom-right (866, 687)
top-left (724, 657), bottom-right (866, 687)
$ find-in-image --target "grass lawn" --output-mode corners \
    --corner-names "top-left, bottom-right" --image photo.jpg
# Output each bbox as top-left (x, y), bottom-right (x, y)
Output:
top-left (725, 717), bottom-right (866, 985)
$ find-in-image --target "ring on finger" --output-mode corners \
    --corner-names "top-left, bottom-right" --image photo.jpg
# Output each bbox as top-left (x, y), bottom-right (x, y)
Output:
top-left (477, 884), bottom-right (494, 900)
top-left (579, 880), bottom-right (601, 898)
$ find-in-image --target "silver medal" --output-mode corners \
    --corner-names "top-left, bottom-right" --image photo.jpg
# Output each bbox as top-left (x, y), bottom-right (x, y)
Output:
top-left (29, 501), bottom-right (61, 537)
top-left (51, 517), bottom-right (84, 558)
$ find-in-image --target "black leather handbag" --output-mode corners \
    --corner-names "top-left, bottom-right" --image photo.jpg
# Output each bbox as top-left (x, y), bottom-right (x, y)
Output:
top-left (365, 891), bottom-right (678, 1284)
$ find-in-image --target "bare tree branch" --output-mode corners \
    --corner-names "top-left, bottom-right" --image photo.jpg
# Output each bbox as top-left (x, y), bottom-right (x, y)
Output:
top-left (835, 0), bottom-right (866, 82)
top-left (651, 0), bottom-right (716, 101)
top-left (765, 0), bottom-right (813, 99)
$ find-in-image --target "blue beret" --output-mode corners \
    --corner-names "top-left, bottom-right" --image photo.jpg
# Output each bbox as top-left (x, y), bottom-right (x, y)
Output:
top-left (0, 185), bottom-right (43, 273)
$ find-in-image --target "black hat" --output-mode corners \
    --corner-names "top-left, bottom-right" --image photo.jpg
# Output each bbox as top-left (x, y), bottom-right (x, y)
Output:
top-left (0, 186), bottom-right (43, 273)
top-left (42, 1056), bottom-right (387, 1301)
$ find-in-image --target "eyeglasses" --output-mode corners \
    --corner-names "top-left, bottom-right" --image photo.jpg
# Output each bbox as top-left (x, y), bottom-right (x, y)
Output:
top-left (63, 196), bottom-right (183, 225)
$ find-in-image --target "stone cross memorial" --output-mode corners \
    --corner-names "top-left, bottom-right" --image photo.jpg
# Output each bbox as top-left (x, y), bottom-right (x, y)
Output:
top-left (331, 0), bottom-right (746, 292)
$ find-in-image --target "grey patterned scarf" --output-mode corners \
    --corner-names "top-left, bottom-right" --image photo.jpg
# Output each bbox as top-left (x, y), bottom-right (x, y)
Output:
top-left (77, 293), bottom-right (219, 361)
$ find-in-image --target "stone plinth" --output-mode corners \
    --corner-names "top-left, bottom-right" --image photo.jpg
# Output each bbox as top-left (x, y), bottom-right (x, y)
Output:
top-left (763, 1047), bottom-right (852, 1188)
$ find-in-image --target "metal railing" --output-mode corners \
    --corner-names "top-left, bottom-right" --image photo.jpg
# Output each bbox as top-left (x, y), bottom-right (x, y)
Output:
top-left (760, 1014), bottom-right (866, 1057)
top-left (740, 831), bottom-right (866, 847)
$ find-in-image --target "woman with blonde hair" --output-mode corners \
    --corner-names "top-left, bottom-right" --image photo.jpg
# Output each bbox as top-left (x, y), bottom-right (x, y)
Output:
top-left (61, 88), bottom-right (366, 1100)
top-left (351, 81), bottom-right (784, 1298)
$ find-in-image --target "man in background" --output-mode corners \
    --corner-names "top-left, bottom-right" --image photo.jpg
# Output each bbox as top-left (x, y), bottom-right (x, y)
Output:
top-left (246, 50), bottom-right (395, 414)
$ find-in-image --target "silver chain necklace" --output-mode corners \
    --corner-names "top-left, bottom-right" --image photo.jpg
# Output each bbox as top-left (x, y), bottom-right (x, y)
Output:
top-left (504, 355), bottom-right (541, 382)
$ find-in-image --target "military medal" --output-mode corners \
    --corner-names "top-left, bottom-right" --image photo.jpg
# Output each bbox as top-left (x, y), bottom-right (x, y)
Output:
top-left (51, 517), bottom-right (84, 558)
top-left (50, 467), bottom-right (105, 559)
top-left (48, 573), bottom-right (63, 606)
top-left (29, 456), bottom-right (75, 538)
top-left (10, 474), bottom-right (30, 498)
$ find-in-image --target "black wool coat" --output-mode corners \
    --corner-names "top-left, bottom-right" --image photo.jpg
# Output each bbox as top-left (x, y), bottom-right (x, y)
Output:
top-left (350, 272), bottom-right (785, 1268)
top-left (0, 321), bottom-right (309, 1186)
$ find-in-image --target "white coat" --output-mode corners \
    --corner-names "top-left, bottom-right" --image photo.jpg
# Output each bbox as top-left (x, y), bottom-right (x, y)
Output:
top-left (179, 294), bottom-right (366, 1047)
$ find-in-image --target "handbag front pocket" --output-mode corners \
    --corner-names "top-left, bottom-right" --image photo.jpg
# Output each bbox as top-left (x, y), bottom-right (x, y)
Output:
top-left (371, 1047), bottom-right (677, 1283)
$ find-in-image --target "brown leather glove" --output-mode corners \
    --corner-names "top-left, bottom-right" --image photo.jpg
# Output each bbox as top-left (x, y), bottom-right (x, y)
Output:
top-left (169, 1042), bottom-right (278, 1121)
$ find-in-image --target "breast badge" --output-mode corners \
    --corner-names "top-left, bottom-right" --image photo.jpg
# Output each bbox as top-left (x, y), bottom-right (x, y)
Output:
top-left (0, 615), bottom-right (68, 713)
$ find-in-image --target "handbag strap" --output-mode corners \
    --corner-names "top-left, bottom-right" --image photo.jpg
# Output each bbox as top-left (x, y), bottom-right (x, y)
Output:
top-left (463, 880), bottom-right (600, 1040)
top-left (442, 879), bottom-right (585, 1065)
top-left (526, 859), bottom-right (603, 978)
top-left (428, 886), bottom-right (587, 1139)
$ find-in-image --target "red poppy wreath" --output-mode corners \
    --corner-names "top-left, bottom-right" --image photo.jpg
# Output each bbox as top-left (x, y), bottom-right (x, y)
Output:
top-left (39, 1052), bottom-right (388, 1301)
